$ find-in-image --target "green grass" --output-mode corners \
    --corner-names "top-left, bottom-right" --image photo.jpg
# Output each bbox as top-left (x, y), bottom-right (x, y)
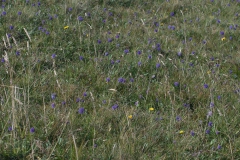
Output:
top-left (0, 0), bottom-right (240, 159)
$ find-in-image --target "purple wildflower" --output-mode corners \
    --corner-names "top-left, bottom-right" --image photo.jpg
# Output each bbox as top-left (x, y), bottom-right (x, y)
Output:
top-left (137, 50), bottom-right (142, 55)
top-left (108, 38), bottom-right (113, 42)
top-left (8, 126), bottom-right (13, 131)
top-left (62, 101), bottom-right (66, 105)
top-left (1, 58), bottom-right (5, 63)
top-left (51, 54), bottom-right (56, 59)
top-left (174, 82), bottom-right (179, 87)
top-left (135, 101), bottom-right (139, 106)
top-left (112, 104), bottom-right (119, 110)
top-left (115, 33), bottom-right (120, 39)
top-left (9, 25), bottom-right (14, 30)
top-left (76, 98), bottom-right (81, 103)
top-left (78, 16), bottom-right (84, 21)
top-left (118, 77), bottom-right (125, 83)
top-left (207, 111), bottom-right (212, 118)
top-left (106, 77), bottom-right (110, 82)
top-left (190, 130), bottom-right (195, 136)
top-left (2, 11), bottom-right (6, 15)
top-left (124, 49), bottom-right (129, 54)
top-left (170, 12), bottom-right (175, 16)
top-left (206, 129), bottom-right (210, 134)
top-left (51, 93), bottom-right (57, 100)
top-left (78, 107), bottom-right (85, 114)
top-left (177, 52), bottom-right (182, 57)
top-left (51, 103), bottom-right (55, 108)
top-left (16, 51), bottom-right (20, 56)
top-left (204, 84), bottom-right (209, 88)
top-left (208, 121), bottom-right (213, 127)
top-left (210, 102), bottom-right (214, 108)
top-left (30, 127), bottom-right (35, 133)
top-left (176, 116), bottom-right (181, 121)
top-left (156, 63), bottom-right (160, 68)
top-left (220, 31), bottom-right (224, 36)
top-left (79, 56), bottom-right (84, 61)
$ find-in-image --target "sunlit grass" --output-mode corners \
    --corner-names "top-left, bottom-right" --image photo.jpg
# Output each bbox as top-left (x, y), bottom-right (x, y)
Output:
top-left (0, 0), bottom-right (240, 159)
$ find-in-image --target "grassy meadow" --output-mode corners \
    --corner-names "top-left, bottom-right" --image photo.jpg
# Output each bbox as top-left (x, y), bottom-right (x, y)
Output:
top-left (0, 0), bottom-right (240, 159)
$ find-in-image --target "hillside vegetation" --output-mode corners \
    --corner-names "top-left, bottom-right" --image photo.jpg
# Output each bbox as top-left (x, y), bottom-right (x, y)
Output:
top-left (0, 0), bottom-right (240, 159)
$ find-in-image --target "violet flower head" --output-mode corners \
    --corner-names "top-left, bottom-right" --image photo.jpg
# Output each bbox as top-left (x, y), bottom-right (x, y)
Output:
top-left (1, 58), bottom-right (5, 63)
top-left (177, 52), bottom-right (182, 57)
top-left (118, 77), bottom-right (126, 83)
top-left (176, 116), bottom-right (181, 121)
top-left (78, 16), bottom-right (84, 21)
top-left (137, 50), bottom-right (142, 55)
top-left (220, 31), bottom-right (224, 36)
top-left (204, 84), bottom-right (209, 88)
top-left (190, 130), bottom-right (195, 136)
top-left (16, 51), bottom-right (20, 56)
top-left (106, 77), bottom-right (110, 82)
top-left (8, 126), bottom-right (13, 131)
top-left (51, 54), bottom-right (56, 59)
top-left (112, 104), bottom-right (119, 110)
top-left (156, 63), bottom-right (160, 68)
top-left (174, 82), bottom-right (179, 87)
top-left (170, 12), bottom-right (175, 16)
top-left (207, 111), bottom-right (212, 118)
top-left (79, 56), bottom-right (84, 61)
top-left (9, 25), bottom-right (14, 30)
top-left (208, 121), bottom-right (213, 127)
top-left (78, 107), bottom-right (85, 114)
top-left (206, 129), bottom-right (210, 134)
top-left (210, 102), bottom-right (214, 108)
top-left (30, 127), bottom-right (35, 133)
top-left (51, 93), bottom-right (57, 100)
top-left (2, 11), bottom-right (6, 15)
top-left (51, 103), bottom-right (55, 108)
top-left (108, 38), bottom-right (113, 42)
top-left (124, 49), bottom-right (129, 54)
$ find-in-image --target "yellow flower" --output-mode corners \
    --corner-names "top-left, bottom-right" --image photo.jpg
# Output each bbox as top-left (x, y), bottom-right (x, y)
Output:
top-left (160, 23), bottom-right (164, 26)
top-left (128, 115), bottom-right (133, 119)
top-left (207, 70), bottom-right (211, 75)
top-left (149, 107), bottom-right (154, 111)
top-left (64, 26), bottom-right (69, 29)
top-left (179, 130), bottom-right (184, 134)
top-left (221, 37), bottom-right (226, 41)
